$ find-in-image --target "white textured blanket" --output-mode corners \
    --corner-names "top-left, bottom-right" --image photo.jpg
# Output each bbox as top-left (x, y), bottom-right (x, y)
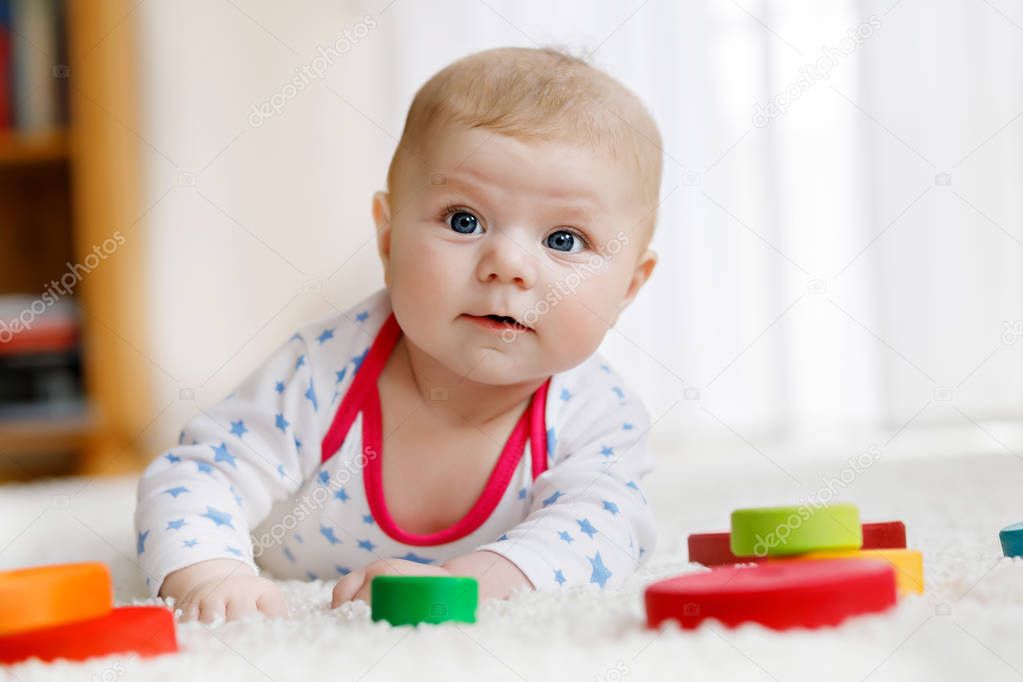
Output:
top-left (1, 452), bottom-right (1018, 681)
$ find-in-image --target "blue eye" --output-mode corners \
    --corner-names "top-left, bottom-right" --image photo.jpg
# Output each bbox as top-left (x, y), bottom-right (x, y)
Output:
top-left (448, 211), bottom-right (480, 234)
top-left (546, 230), bottom-right (585, 253)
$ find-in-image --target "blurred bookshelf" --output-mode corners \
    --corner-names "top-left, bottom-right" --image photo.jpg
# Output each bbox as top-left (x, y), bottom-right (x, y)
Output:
top-left (0, 0), bottom-right (149, 481)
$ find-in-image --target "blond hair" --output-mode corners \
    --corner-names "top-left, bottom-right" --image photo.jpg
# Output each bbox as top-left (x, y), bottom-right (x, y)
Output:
top-left (387, 46), bottom-right (664, 246)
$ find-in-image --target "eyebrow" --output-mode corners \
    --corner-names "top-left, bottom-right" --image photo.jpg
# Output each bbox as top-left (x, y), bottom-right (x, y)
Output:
top-left (438, 173), bottom-right (603, 221)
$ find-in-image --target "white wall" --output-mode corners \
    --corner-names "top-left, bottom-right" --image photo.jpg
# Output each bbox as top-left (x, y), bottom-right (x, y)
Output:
top-left (136, 0), bottom-right (1023, 472)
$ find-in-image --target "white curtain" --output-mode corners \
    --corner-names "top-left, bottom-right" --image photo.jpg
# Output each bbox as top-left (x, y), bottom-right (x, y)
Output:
top-left (141, 0), bottom-right (1023, 466)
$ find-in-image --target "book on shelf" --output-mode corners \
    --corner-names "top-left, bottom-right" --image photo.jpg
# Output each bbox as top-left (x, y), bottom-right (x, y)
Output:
top-left (3, 0), bottom-right (67, 135)
top-left (0, 295), bottom-right (83, 422)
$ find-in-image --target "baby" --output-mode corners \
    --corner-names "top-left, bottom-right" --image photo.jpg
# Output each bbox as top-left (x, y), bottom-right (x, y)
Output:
top-left (135, 45), bottom-right (663, 623)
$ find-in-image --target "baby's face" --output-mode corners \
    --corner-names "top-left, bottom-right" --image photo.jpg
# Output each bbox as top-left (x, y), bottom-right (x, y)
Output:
top-left (374, 124), bottom-right (657, 386)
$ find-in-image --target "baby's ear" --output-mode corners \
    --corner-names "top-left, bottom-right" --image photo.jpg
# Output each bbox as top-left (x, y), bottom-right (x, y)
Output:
top-left (623, 248), bottom-right (657, 307)
top-left (372, 191), bottom-right (393, 275)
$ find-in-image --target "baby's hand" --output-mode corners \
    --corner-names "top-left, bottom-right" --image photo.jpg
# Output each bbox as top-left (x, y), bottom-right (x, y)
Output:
top-left (159, 558), bottom-right (288, 623)
top-left (331, 559), bottom-right (452, 606)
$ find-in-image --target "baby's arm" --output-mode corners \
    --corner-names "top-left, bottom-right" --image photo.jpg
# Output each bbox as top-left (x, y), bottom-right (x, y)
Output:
top-left (469, 382), bottom-right (657, 593)
top-left (134, 332), bottom-right (323, 621)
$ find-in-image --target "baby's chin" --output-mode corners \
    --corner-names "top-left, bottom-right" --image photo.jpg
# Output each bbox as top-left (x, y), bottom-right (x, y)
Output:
top-left (439, 345), bottom-right (582, 387)
top-left (447, 350), bottom-right (544, 386)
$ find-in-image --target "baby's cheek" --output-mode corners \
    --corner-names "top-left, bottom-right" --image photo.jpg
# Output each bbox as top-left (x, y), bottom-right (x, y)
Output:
top-left (543, 298), bottom-right (607, 357)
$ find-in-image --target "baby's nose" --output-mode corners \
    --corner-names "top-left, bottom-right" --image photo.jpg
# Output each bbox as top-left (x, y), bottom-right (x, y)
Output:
top-left (476, 233), bottom-right (537, 288)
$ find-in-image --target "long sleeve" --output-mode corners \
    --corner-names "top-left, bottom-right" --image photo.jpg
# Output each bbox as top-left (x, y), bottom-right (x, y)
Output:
top-left (134, 331), bottom-right (326, 597)
top-left (473, 373), bottom-right (657, 591)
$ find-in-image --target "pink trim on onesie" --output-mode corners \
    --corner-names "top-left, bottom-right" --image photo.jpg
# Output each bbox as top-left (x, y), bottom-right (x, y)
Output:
top-left (320, 311), bottom-right (550, 546)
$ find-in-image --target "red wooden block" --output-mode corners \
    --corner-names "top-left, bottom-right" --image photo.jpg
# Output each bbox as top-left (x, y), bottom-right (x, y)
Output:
top-left (646, 558), bottom-right (897, 631)
top-left (688, 520), bottom-right (907, 566)
top-left (861, 521), bottom-right (906, 550)
top-left (0, 606), bottom-right (177, 664)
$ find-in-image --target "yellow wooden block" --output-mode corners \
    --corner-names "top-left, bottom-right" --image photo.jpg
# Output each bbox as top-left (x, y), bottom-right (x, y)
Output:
top-left (772, 549), bottom-right (924, 595)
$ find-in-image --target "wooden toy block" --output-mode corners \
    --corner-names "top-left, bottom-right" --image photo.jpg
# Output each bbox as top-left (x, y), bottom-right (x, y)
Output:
top-left (0, 562), bottom-right (112, 637)
top-left (370, 576), bottom-right (477, 626)
top-left (645, 558), bottom-right (897, 631)
top-left (0, 606), bottom-right (177, 664)
top-left (730, 504), bottom-right (862, 557)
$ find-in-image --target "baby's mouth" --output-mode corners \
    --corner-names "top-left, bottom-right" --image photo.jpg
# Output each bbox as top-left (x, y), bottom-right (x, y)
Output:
top-left (463, 313), bottom-right (534, 333)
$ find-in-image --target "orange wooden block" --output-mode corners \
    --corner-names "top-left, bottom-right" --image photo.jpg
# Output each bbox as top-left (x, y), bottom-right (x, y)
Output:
top-left (0, 606), bottom-right (177, 664)
top-left (0, 562), bottom-right (112, 636)
top-left (772, 548), bottom-right (924, 595)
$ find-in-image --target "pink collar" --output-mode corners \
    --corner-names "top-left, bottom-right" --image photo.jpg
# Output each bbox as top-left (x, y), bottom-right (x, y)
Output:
top-left (319, 312), bottom-right (550, 546)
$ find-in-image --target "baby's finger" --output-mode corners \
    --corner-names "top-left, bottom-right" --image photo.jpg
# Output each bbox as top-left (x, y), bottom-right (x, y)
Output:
top-left (178, 600), bottom-right (200, 623)
top-left (257, 590), bottom-right (289, 619)
top-left (354, 580), bottom-right (373, 604)
top-left (225, 596), bottom-right (258, 622)
top-left (331, 571), bottom-right (364, 607)
top-left (330, 574), bottom-right (354, 607)
top-left (198, 596), bottom-right (226, 624)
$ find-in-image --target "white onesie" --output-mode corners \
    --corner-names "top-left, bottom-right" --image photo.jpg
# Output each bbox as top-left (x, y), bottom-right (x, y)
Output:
top-left (134, 287), bottom-right (657, 598)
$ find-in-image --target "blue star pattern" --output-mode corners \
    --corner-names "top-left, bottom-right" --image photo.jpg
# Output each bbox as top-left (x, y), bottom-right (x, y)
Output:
top-left (355, 310), bottom-right (369, 323)
top-left (229, 420), bottom-right (248, 438)
top-left (362, 514), bottom-right (374, 525)
top-left (212, 442), bottom-right (236, 468)
top-left (554, 569), bottom-right (566, 585)
top-left (137, 530), bottom-right (149, 555)
top-left (398, 552), bottom-right (435, 564)
top-left (588, 552), bottom-right (612, 588)
top-left (334, 488), bottom-right (350, 503)
top-left (165, 452), bottom-right (181, 464)
top-left (184, 539), bottom-right (198, 548)
top-left (196, 461), bottom-right (214, 474)
top-left (305, 378), bottom-right (318, 412)
top-left (558, 530), bottom-right (574, 544)
top-left (518, 487), bottom-right (527, 500)
top-left (166, 519), bottom-right (186, 530)
top-left (352, 348), bottom-right (368, 374)
top-left (275, 381), bottom-right (285, 394)
top-left (602, 501), bottom-right (620, 516)
top-left (317, 470), bottom-right (330, 485)
top-left (201, 506), bottom-right (234, 528)
top-left (295, 354), bottom-right (306, 370)
top-left (546, 428), bottom-right (557, 460)
top-left (600, 445), bottom-right (614, 458)
top-left (226, 546), bottom-right (244, 557)
top-left (283, 547), bottom-right (295, 563)
top-left (577, 518), bottom-right (598, 538)
top-left (320, 525), bottom-right (341, 545)
top-left (275, 413), bottom-right (290, 433)
top-left (357, 539), bottom-right (376, 552)
top-left (542, 490), bottom-right (564, 507)
top-left (336, 565), bottom-right (351, 575)
top-left (316, 328), bottom-right (335, 344)
top-left (163, 486), bottom-right (190, 498)
top-left (560, 387), bottom-right (573, 401)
